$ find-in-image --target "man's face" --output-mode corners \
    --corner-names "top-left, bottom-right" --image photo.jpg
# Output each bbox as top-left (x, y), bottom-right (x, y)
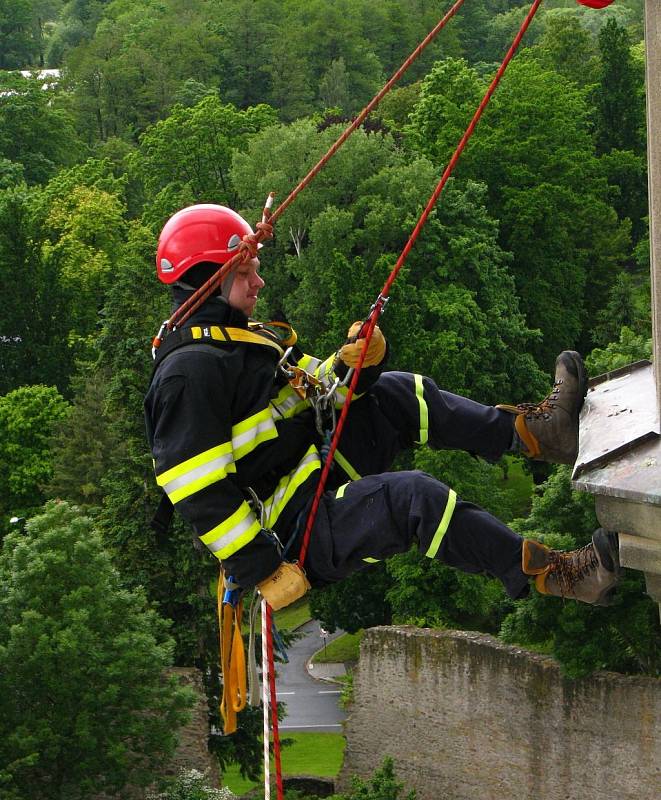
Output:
top-left (227, 257), bottom-right (265, 317)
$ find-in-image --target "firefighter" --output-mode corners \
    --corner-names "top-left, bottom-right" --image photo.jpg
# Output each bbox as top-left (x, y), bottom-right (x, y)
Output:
top-left (144, 204), bottom-right (620, 611)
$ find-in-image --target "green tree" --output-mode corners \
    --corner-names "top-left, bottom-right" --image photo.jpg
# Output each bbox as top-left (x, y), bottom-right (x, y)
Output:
top-left (47, 368), bottom-right (114, 507)
top-left (410, 56), bottom-right (629, 368)
top-left (594, 17), bottom-right (645, 155)
top-left (310, 563), bottom-right (393, 634)
top-left (0, 160), bottom-right (128, 395)
top-left (0, 385), bottom-right (68, 521)
top-left (585, 325), bottom-right (652, 376)
top-left (0, 0), bottom-right (33, 68)
top-left (534, 10), bottom-right (598, 87)
top-left (0, 500), bottom-right (194, 799)
top-left (0, 73), bottom-right (82, 184)
top-left (319, 57), bottom-right (352, 113)
top-left (130, 95), bottom-right (278, 228)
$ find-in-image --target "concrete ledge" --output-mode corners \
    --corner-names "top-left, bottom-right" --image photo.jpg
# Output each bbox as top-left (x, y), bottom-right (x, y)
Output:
top-left (619, 532), bottom-right (661, 573)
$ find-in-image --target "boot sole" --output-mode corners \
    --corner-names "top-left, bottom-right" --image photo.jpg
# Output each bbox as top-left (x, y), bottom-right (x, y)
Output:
top-left (592, 529), bottom-right (620, 606)
top-left (561, 350), bottom-right (588, 415)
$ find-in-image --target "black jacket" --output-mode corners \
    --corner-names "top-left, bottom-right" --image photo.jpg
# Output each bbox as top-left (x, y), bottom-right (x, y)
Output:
top-left (144, 291), bottom-right (384, 587)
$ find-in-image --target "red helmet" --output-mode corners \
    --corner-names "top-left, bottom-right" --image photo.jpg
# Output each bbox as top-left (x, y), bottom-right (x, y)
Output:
top-left (156, 204), bottom-right (259, 284)
top-left (576, 0), bottom-right (614, 8)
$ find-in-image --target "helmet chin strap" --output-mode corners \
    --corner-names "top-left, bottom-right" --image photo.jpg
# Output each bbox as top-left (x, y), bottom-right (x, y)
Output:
top-left (175, 266), bottom-right (236, 299)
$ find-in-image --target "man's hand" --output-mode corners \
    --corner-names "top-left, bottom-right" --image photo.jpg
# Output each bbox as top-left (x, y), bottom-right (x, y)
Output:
top-left (339, 321), bottom-right (386, 368)
top-left (257, 561), bottom-right (311, 611)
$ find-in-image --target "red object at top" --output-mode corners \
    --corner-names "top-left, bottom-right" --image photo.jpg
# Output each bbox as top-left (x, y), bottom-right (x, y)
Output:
top-left (576, 0), bottom-right (615, 9)
top-left (156, 204), bottom-right (258, 284)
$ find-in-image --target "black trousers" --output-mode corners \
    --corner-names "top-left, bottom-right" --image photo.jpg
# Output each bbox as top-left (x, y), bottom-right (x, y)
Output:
top-left (304, 371), bottom-right (530, 600)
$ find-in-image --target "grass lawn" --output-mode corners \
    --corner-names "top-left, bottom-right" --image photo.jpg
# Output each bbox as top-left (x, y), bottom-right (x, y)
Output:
top-left (274, 597), bottom-right (312, 631)
top-left (497, 455), bottom-right (533, 520)
top-left (222, 731), bottom-right (345, 795)
top-left (314, 630), bottom-right (363, 663)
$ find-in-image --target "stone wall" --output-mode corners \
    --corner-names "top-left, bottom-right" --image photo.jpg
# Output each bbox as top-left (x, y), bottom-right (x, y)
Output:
top-left (338, 627), bottom-right (660, 800)
top-left (165, 668), bottom-right (220, 787)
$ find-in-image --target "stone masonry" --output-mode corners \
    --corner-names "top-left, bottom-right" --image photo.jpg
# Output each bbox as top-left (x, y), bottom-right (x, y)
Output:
top-left (338, 627), bottom-right (660, 800)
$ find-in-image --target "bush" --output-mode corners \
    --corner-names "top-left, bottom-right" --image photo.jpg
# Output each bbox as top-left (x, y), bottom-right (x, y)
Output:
top-left (148, 768), bottom-right (237, 800)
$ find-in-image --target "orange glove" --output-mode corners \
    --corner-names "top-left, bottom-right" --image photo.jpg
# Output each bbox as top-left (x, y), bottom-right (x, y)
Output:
top-left (339, 321), bottom-right (387, 368)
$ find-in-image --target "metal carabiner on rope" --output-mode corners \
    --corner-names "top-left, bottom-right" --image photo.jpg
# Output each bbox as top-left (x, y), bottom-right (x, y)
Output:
top-left (275, 345), bottom-right (295, 379)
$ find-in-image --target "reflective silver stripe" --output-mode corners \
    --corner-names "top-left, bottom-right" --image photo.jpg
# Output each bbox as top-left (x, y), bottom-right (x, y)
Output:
top-left (425, 489), bottom-right (457, 559)
top-left (298, 354), bottom-right (322, 372)
top-left (156, 441), bottom-right (235, 504)
top-left (162, 450), bottom-right (234, 504)
top-left (232, 407), bottom-right (278, 461)
top-left (414, 374), bottom-right (429, 445)
top-left (200, 500), bottom-right (261, 558)
top-left (270, 385), bottom-right (309, 419)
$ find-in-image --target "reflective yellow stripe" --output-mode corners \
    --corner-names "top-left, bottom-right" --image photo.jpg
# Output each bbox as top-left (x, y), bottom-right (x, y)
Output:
top-left (210, 326), bottom-right (225, 340)
top-left (191, 327), bottom-right (202, 340)
top-left (263, 445), bottom-right (321, 528)
top-left (334, 449), bottom-right (361, 481)
top-left (314, 355), bottom-right (335, 383)
top-left (425, 489), bottom-right (457, 559)
top-left (414, 374), bottom-right (429, 445)
top-left (299, 354), bottom-right (322, 372)
top-left (156, 441), bottom-right (235, 503)
top-left (232, 407), bottom-right (278, 461)
top-left (200, 500), bottom-right (262, 559)
top-left (363, 557), bottom-right (380, 563)
top-left (335, 482), bottom-right (350, 499)
top-left (270, 383), bottom-right (309, 419)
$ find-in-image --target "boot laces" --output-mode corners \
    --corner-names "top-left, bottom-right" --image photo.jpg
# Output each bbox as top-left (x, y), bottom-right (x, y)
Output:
top-left (548, 542), bottom-right (598, 596)
top-left (516, 379), bottom-right (563, 420)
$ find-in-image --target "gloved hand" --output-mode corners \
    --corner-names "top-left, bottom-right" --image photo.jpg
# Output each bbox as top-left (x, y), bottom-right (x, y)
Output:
top-left (257, 561), bottom-right (311, 611)
top-left (339, 321), bottom-right (386, 368)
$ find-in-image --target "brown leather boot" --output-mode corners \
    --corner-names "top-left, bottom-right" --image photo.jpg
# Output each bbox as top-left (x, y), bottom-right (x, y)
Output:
top-left (498, 350), bottom-right (587, 465)
top-left (521, 529), bottom-right (620, 606)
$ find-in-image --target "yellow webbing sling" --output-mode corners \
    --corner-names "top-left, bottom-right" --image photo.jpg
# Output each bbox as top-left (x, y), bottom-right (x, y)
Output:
top-left (218, 568), bottom-right (247, 735)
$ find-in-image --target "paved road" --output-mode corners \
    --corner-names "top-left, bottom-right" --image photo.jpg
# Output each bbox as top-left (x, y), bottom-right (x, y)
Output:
top-left (275, 620), bottom-right (346, 732)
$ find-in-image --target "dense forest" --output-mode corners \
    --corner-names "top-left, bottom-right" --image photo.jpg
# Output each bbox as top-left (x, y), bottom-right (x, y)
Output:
top-left (0, 1), bottom-right (659, 798)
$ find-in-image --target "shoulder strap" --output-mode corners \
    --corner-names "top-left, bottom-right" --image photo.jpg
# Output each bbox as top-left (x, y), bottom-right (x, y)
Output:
top-left (152, 324), bottom-right (285, 371)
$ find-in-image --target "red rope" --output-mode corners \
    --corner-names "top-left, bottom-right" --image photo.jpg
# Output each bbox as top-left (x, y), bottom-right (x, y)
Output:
top-left (153, 0), bottom-right (468, 347)
top-left (265, 602), bottom-right (284, 800)
top-left (298, 0), bottom-right (544, 568)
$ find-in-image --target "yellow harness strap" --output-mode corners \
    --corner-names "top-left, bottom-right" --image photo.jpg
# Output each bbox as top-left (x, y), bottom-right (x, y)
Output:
top-left (218, 568), bottom-right (247, 735)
